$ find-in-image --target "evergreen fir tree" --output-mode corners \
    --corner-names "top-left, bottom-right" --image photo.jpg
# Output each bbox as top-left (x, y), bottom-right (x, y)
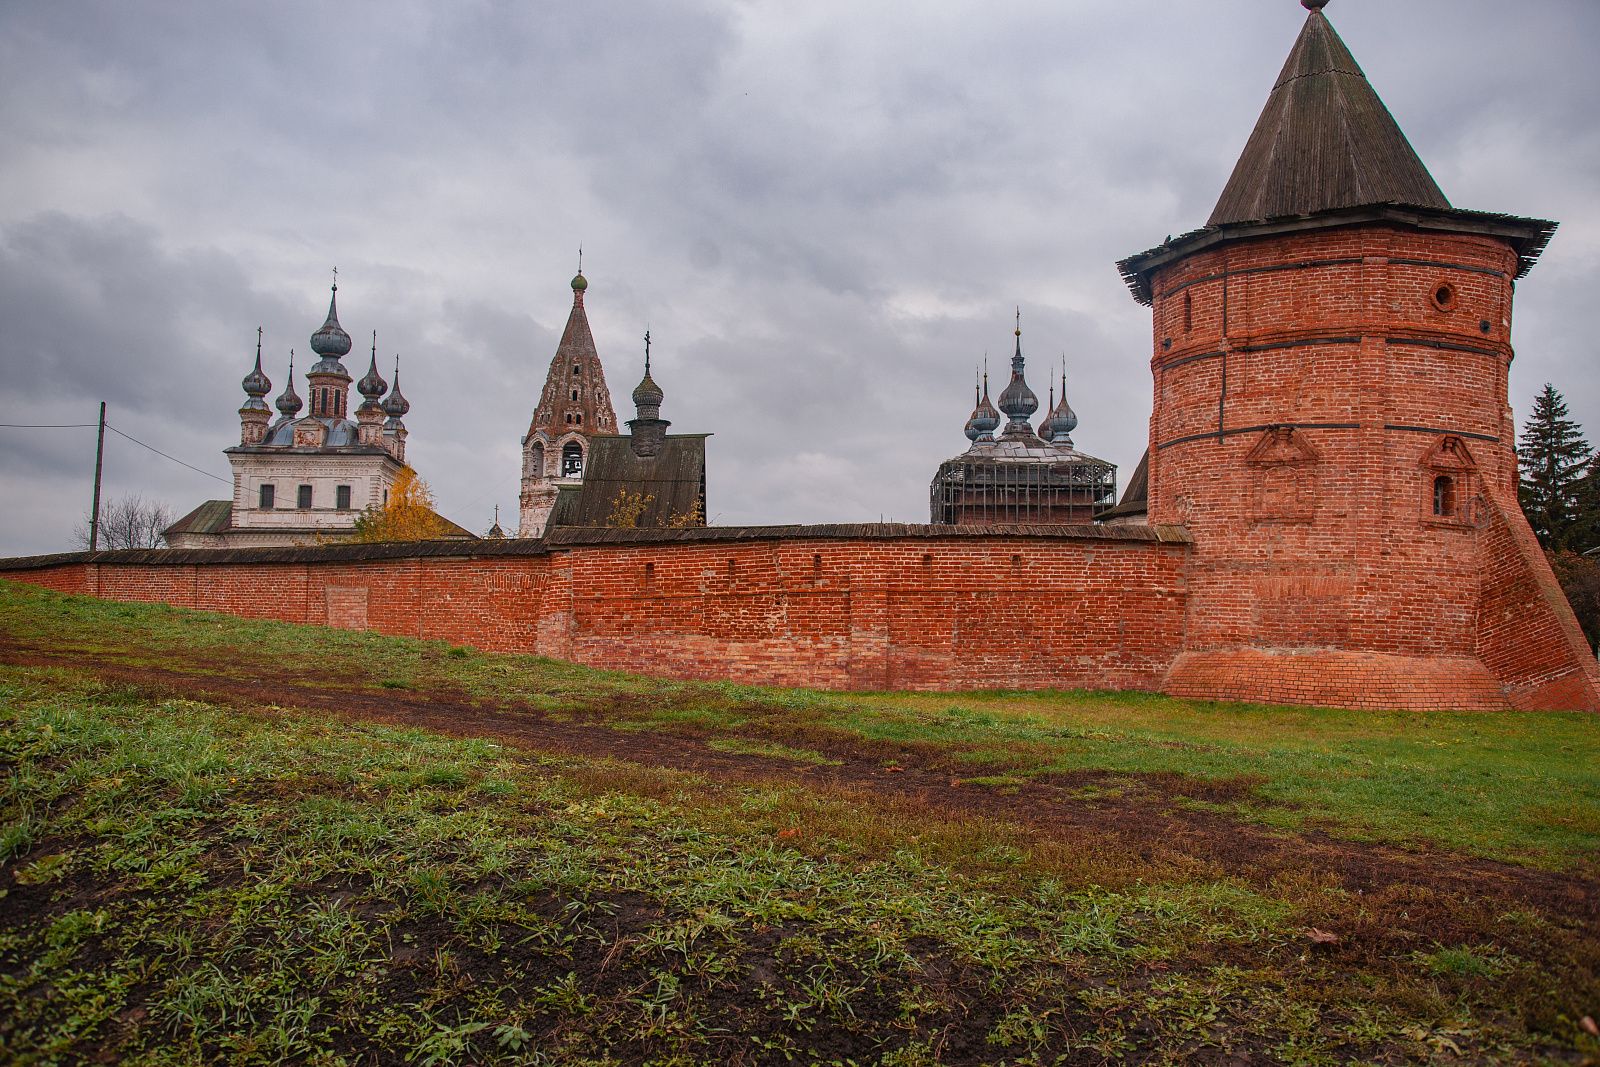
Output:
top-left (1518, 384), bottom-right (1594, 549)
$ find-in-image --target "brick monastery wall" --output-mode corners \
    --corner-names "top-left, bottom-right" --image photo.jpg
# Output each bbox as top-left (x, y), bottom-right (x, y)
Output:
top-left (0, 526), bottom-right (1192, 694)
top-left (1142, 223), bottom-right (1600, 711)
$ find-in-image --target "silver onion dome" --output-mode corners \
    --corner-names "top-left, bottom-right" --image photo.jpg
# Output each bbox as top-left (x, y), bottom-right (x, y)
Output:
top-left (996, 329), bottom-right (1038, 427)
top-left (275, 353), bottom-right (302, 416)
top-left (309, 285), bottom-right (352, 358)
top-left (357, 343), bottom-right (388, 401)
top-left (241, 331), bottom-right (271, 408)
top-left (382, 357), bottom-right (410, 417)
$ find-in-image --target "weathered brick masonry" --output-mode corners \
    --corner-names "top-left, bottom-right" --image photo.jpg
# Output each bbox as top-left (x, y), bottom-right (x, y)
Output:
top-left (0, 525), bottom-right (1193, 694)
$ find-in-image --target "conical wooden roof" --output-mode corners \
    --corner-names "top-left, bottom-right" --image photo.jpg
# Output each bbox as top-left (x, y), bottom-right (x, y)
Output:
top-left (1207, 5), bottom-right (1450, 226)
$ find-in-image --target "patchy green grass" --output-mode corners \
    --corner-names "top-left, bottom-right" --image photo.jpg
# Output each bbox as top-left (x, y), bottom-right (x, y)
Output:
top-left (2, 580), bottom-right (1597, 868)
top-left (3, 663), bottom-right (1598, 1064)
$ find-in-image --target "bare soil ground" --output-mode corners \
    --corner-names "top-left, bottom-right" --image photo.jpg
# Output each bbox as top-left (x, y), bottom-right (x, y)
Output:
top-left (4, 634), bottom-right (1593, 946)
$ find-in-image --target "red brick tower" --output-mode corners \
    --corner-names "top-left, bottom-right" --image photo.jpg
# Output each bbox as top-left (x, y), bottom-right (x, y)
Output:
top-left (518, 269), bottom-right (620, 537)
top-left (1118, 0), bottom-right (1600, 711)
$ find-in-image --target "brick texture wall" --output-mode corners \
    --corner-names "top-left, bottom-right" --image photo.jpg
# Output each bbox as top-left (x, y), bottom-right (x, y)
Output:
top-left (1143, 222), bottom-right (1600, 711)
top-left (0, 528), bottom-right (1191, 694)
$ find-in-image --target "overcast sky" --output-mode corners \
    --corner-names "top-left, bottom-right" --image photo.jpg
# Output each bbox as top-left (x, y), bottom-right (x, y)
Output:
top-left (2, 0), bottom-right (1596, 554)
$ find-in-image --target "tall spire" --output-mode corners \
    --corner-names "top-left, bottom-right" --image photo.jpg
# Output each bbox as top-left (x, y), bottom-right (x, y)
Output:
top-left (1208, 0), bottom-right (1449, 226)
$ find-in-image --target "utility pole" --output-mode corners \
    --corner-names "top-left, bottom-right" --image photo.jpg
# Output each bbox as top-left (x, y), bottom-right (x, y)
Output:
top-left (89, 401), bottom-right (105, 552)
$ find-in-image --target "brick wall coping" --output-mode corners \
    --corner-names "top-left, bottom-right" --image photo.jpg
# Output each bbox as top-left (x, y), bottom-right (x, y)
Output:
top-left (0, 523), bottom-right (1192, 572)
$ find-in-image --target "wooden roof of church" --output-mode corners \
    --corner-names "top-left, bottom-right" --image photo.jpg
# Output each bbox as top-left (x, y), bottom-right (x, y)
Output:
top-left (550, 434), bottom-right (709, 529)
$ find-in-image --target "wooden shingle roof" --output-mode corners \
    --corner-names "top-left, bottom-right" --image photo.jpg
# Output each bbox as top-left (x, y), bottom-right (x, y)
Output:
top-left (1208, 6), bottom-right (1449, 226)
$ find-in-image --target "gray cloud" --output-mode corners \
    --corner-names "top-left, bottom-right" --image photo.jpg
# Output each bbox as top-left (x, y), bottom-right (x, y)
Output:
top-left (0, 0), bottom-right (1596, 554)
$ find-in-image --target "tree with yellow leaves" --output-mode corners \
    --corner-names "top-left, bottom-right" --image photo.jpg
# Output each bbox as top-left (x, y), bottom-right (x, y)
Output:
top-left (348, 466), bottom-right (451, 542)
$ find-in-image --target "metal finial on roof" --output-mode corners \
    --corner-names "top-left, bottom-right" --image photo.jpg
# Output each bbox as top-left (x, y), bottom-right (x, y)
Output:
top-left (644, 328), bottom-right (651, 376)
top-left (1301, 0), bottom-right (1329, 10)
top-left (1014, 306), bottom-right (1021, 337)
top-left (332, 266), bottom-right (338, 291)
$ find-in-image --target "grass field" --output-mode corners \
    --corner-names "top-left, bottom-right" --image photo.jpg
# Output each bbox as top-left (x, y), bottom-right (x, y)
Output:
top-left (1, 579), bottom-right (1598, 1064)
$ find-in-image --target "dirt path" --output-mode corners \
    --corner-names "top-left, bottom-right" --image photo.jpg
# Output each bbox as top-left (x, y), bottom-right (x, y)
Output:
top-left (4, 639), bottom-right (1595, 938)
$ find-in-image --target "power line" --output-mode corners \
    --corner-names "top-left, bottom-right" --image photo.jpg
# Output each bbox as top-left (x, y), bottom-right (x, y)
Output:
top-left (0, 422), bottom-right (97, 428)
top-left (104, 423), bottom-right (231, 485)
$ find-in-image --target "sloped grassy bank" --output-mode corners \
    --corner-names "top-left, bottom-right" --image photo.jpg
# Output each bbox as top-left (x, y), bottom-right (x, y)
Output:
top-left (0, 582), bottom-right (1597, 1063)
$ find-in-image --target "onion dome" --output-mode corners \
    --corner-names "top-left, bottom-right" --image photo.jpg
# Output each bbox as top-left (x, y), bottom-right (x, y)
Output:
top-left (632, 331), bottom-right (664, 415)
top-left (971, 368), bottom-right (1001, 441)
top-left (357, 332), bottom-right (388, 400)
top-left (996, 320), bottom-right (1039, 429)
top-left (1039, 382), bottom-right (1056, 442)
top-left (241, 328), bottom-right (271, 408)
top-left (571, 272), bottom-right (588, 293)
top-left (382, 356), bottom-right (410, 417)
top-left (1045, 365), bottom-right (1079, 442)
top-left (275, 351), bottom-right (303, 416)
top-left (309, 283), bottom-right (353, 358)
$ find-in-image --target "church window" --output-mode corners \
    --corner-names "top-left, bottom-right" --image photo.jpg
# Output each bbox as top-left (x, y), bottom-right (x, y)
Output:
top-left (259, 484), bottom-right (275, 509)
top-left (530, 441), bottom-right (545, 476)
top-left (336, 485), bottom-right (352, 510)
top-left (1183, 291), bottom-right (1193, 331)
top-left (562, 442), bottom-right (584, 477)
top-left (571, 389), bottom-right (579, 401)
top-left (297, 484), bottom-right (313, 509)
top-left (576, 413), bottom-right (583, 425)
top-left (1433, 475), bottom-right (1455, 517)
top-left (572, 364), bottom-right (580, 376)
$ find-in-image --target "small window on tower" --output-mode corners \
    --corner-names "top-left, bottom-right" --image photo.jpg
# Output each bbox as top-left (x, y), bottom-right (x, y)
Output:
top-left (1433, 475), bottom-right (1455, 517)
top-left (576, 413), bottom-right (583, 425)
top-left (571, 389), bottom-right (579, 401)
top-left (259, 484), bottom-right (275, 509)
top-left (336, 485), bottom-right (351, 510)
top-left (562, 442), bottom-right (584, 477)
top-left (572, 364), bottom-right (580, 376)
top-left (297, 484), bottom-right (313, 509)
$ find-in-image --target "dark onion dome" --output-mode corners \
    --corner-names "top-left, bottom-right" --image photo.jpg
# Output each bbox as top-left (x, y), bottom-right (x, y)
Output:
top-left (632, 331), bottom-right (664, 412)
top-left (996, 328), bottom-right (1038, 426)
top-left (571, 272), bottom-right (588, 292)
top-left (632, 370), bottom-right (664, 409)
top-left (632, 362), bottom-right (664, 411)
top-left (310, 285), bottom-right (353, 358)
top-left (1046, 368), bottom-right (1078, 441)
top-left (357, 342), bottom-right (388, 400)
top-left (963, 377), bottom-right (983, 442)
top-left (275, 353), bottom-right (303, 416)
top-left (382, 356), bottom-right (410, 417)
top-left (971, 371), bottom-right (1001, 440)
top-left (241, 332), bottom-right (271, 406)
